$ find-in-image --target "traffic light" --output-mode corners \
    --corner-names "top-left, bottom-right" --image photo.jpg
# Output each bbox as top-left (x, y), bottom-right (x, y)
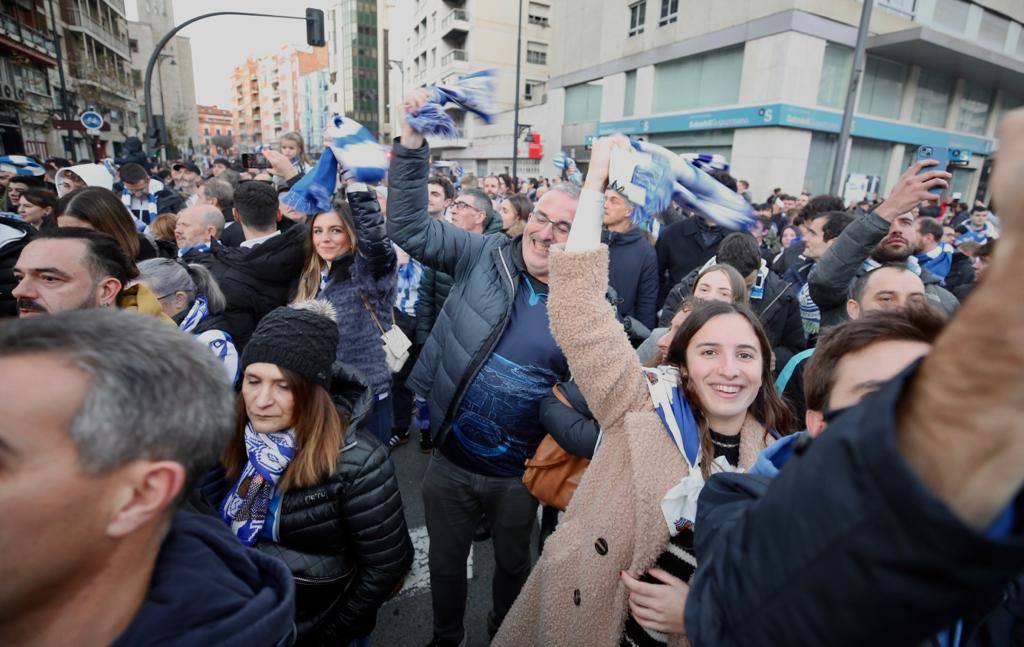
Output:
top-left (306, 8), bottom-right (326, 47)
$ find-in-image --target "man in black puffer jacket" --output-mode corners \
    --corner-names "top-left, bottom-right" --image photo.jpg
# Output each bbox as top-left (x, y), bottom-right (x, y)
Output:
top-left (183, 181), bottom-right (306, 349)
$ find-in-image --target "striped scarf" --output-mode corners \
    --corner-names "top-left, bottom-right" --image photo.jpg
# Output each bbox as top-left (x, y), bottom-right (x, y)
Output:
top-left (395, 255), bottom-right (423, 316)
top-left (122, 187), bottom-right (158, 228)
top-left (405, 69), bottom-right (496, 137)
top-left (220, 424), bottom-right (296, 545)
top-left (0, 155), bottom-right (45, 177)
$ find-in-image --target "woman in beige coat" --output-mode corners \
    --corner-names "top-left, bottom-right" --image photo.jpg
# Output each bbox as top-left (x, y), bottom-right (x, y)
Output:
top-left (494, 137), bottom-right (792, 647)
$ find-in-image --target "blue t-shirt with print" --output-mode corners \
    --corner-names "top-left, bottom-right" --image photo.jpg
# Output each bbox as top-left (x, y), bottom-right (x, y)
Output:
top-left (443, 275), bottom-right (569, 477)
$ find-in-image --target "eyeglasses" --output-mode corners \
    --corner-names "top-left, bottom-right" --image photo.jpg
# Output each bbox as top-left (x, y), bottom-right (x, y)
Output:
top-left (530, 210), bottom-right (572, 236)
top-left (451, 200), bottom-right (480, 212)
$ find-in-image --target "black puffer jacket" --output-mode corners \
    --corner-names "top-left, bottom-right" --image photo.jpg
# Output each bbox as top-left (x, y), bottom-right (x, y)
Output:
top-left (0, 215), bottom-right (33, 318)
top-left (199, 363), bottom-right (414, 645)
top-left (184, 223), bottom-right (307, 349)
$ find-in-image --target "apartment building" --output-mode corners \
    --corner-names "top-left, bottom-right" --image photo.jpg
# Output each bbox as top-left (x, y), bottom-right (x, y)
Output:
top-left (231, 46), bottom-right (328, 153)
top-left (57, 0), bottom-right (136, 159)
top-left (0, 0), bottom-right (58, 157)
top-left (548, 0), bottom-right (1024, 203)
top-left (326, 0), bottom-right (387, 139)
top-left (197, 104), bottom-right (233, 156)
top-left (393, 0), bottom-right (556, 176)
top-left (127, 0), bottom-right (199, 157)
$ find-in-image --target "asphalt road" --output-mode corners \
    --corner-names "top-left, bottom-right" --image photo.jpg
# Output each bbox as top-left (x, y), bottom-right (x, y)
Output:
top-left (372, 437), bottom-right (540, 647)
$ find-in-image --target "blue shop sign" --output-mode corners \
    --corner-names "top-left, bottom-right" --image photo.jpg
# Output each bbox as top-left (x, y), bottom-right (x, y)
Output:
top-left (597, 103), bottom-right (994, 155)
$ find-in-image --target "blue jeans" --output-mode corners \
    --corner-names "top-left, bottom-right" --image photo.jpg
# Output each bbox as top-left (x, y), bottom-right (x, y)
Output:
top-left (364, 393), bottom-right (393, 445)
top-left (347, 636), bottom-right (371, 647)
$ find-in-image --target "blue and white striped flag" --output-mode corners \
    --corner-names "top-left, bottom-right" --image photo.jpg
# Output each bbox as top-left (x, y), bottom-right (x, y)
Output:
top-left (0, 155), bottom-right (45, 177)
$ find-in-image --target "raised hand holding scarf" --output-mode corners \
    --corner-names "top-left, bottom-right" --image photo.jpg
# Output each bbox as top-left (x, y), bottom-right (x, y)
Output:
top-left (405, 69), bottom-right (496, 137)
top-left (220, 424), bottom-right (296, 545)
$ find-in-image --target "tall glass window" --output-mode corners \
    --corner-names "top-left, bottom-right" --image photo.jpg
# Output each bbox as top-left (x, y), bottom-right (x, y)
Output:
top-left (858, 55), bottom-right (906, 119)
top-left (956, 81), bottom-right (992, 134)
top-left (652, 46), bottom-right (743, 113)
top-left (931, 0), bottom-right (971, 36)
top-left (564, 81), bottom-right (603, 123)
top-left (978, 11), bottom-right (1010, 52)
top-left (848, 138), bottom-right (893, 194)
top-left (628, 1), bottom-right (645, 36)
top-left (804, 132), bottom-right (837, 195)
top-left (623, 70), bottom-right (637, 117)
top-left (912, 68), bottom-right (954, 128)
top-left (818, 43), bottom-right (853, 109)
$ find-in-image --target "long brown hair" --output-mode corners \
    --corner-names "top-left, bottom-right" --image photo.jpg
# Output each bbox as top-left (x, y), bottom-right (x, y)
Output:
top-left (293, 200), bottom-right (358, 302)
top-left (665, 300), bottom-right (793, 478)
top-left (694, 264), bottom-right (750, 306)
top-left (56, 186), bottom-right (140, 260)
top-left (223, 367), bottom-right (347, 491)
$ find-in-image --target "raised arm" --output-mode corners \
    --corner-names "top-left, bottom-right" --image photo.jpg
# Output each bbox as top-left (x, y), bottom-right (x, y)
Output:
top-left (347, 186), bottom-right (397, 295)
top-left (548, 136), bottom-right (652, 431)
top-left (388, 92), bottom-right (482, 276)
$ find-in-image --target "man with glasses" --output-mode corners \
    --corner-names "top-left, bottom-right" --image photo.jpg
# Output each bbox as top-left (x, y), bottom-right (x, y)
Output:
top-left (388, 89), bottom-right (581, 647)
top-left (449, 189), bottom-right (501, 236)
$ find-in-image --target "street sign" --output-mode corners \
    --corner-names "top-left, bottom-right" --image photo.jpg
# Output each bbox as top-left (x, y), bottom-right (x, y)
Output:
top-left (79, 110), bottom-right (104, 131)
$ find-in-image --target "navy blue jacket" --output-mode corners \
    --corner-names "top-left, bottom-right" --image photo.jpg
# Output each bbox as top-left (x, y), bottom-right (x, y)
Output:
top-left (604, 227), bottom-right (659, 330)
top-left (112, 511), bottom-right (294, 646)
top-left (686, 365), bottom-right (1024, 646)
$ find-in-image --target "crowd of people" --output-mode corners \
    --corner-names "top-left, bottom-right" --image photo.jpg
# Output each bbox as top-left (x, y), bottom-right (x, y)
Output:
top-left (0, 97), bottom-right (1021, 647)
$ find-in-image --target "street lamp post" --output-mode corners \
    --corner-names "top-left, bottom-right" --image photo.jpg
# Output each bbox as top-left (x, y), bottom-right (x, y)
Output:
top-left (155, 53), bottom-right (174, 161)
top-left (511, 0), bottom-right (524, 187)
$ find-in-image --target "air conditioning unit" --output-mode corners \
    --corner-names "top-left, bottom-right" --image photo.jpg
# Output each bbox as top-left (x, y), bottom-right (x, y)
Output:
top-left (1, 83), bottom-right (14, 100)
top-left (15, 87), bottom-right (25, 101)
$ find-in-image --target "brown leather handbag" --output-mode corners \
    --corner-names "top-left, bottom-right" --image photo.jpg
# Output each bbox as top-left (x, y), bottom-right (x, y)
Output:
top-left (522, 385), bottom-right (591, 511)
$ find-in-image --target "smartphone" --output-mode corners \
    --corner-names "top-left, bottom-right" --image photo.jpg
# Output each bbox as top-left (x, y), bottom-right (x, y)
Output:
top-left (915, 146), bottom-right (972, 196)
top-left (241, 152), bottom-right (271, 170)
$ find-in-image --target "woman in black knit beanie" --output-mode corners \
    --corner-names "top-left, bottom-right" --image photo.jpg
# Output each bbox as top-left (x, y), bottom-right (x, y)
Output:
top-left (198, 299), bottom-right (413, 646)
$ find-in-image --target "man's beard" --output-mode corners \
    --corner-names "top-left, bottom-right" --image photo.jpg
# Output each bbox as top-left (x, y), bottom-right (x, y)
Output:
top-left (16, 284), bottom-right (103, 316)
top-left (870, 238), bottom-right (911, 264)
top-left (15, 297), bottom-right (47, 315)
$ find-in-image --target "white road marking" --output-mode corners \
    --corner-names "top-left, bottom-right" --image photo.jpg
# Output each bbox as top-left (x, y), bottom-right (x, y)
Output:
top-left (394, 525), bottom-right (474, 600)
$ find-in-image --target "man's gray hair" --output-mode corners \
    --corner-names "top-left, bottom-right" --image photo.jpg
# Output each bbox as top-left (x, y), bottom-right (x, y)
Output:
top-left (0, 310), bottom-right (234, 498)
top-left (546, 182), bottom-right (581, 202)
top-left (202, 177), bottom-right (234, 212)
top-left (195, 203), bottom-right (226, 237)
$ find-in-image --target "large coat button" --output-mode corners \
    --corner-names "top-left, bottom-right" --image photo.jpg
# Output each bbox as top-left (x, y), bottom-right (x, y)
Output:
top-left (594, 537), bottom-right (608, 555)
top-left (573, 589), bottom-right (581, 606)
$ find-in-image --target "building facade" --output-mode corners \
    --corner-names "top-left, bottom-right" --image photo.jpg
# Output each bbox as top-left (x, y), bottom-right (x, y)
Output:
top-left (197, 104), bottom-right (232, 156)
top-left (298, 67), bottom-right (331, 155)
top-left (547, 0), bottom-right (1024, 204)
top-left (327, 0), bottom-right (388, 139)
top-left (56, 0), bottom-right (136, 160)
top-left (0, 0), bottom-right (59, 158)
top-left (128, 0), bottom-right (199, 157)
top-left (231, 45), bottom-right (327, 153)
top-left (391, 0), bottom-right (556, 176)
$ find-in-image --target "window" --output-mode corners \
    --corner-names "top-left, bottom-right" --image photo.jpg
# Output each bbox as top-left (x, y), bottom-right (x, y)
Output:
top-left (204, 127), bottom-right (210, 135)
top-left (564, 80), bottom-right (603, 123)
top-left (848, 138), bottom-right (893, 195)
top-left (804, 132), bottom-right (838, 195)
top-left (659, 0), bottom-right (678, 26)
top-left (652, 47), bottom-right (743, 113)
top-left (818, 43), bottom-right (853, 109)
top-left (931, 0), bottom-right (970, 36)
top-left (129, 38), bottom-right (138, 53)
top-left (647, 129), bottom-right (733, 160)
top-left (978, 11), bottom-right (1010, 52)
top-left (912, 68), bottom-right (953, 128)
top-left (629, 1), bottom-right (645, 36)
top-left (528, 2), bottom-right (549, 26)
top-left (526, 41), bottom-right (547, 65)
top-left (623, 69), bottom-right (636, 117)
top-left (857, 55), bottom-right (906, 119)
top-left (956, 81), bottom-right (992, 134)
top-left (524, 79), bottom-right (546, 102)
top-left (215, 128), bottom-right (221, 136)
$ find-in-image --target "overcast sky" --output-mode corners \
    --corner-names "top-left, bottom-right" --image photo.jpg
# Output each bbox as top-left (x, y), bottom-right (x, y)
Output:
top-left (126, 0), bottom-right (334, 107)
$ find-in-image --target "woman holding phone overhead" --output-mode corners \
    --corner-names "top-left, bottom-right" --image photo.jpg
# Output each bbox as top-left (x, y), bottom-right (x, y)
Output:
top-left (494, 136), bottom-right (792, 647)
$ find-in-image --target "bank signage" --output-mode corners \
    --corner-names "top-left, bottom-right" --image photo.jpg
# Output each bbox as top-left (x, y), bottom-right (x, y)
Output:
top-left (597, 103), bottom-right (994, 155)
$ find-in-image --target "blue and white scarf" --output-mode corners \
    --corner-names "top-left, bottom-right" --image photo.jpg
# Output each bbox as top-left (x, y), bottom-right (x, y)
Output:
top-left (680, 152), bottom-right (730, 173)
top-left (178, 242), bottom-right (210, 257)
top-left (405, 69), bottom-right (496, 137)
top-left (179, 295), bottom-right (239, 381)
top-left (395, 254), bottom-right (423, 316)
top-left (630, 139), bottom-right (755, 231)
top-left (122, 187), bottom-right (158, 228)
top-left (282, 115), bottom-right (387, 216)
top-left (553, 151), bottom-right (582, 186)
top-left (0, 155), bottom-right (45, 177)
top-left (220, 424), bottom-right (296, 545)
top-left (862, 254), bottom-right (922, 276)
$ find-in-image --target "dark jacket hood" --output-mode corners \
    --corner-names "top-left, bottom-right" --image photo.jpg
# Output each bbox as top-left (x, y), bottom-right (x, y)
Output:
top-left (112, 510), bottom-right (294, 647)
top-left (214, 223), bottom-right (307, 283)
top-left (330, 361), bottom-right (374, 429)
top-left (122, 136), bottom-right (143, 154)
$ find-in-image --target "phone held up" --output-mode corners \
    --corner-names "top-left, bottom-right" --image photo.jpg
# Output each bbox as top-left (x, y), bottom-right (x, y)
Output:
top-left (241, 152), bottom-right (272, 170)
top-left (915, 145), bottom-right (971, 196)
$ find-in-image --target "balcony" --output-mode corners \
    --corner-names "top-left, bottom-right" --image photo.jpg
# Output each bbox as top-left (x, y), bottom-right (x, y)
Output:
top-left (440, 49), bottom-right (468, 67)
top-left (0, 12), bottom-right (58, 64)
top-left (442, 9), bottom-right (469, 40)
top-left (62, 7), bottom-right (130, 60)
top-left (69, 61), bottom-right (134, 100)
